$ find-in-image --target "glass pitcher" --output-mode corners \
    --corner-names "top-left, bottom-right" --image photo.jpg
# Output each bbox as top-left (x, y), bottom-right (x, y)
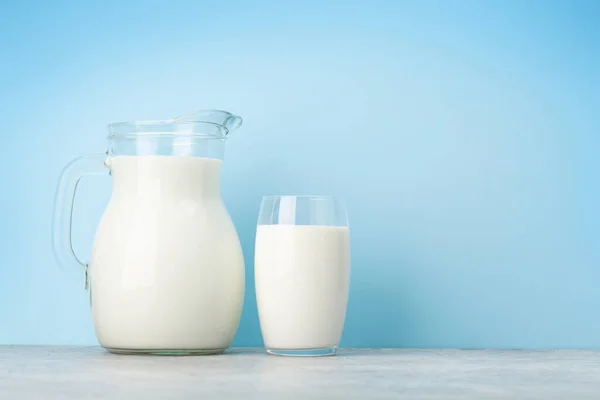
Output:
top-left (52, 110), bottom-right (245, 355)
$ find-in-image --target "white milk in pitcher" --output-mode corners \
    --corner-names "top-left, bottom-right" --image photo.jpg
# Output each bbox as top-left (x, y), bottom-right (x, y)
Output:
top-left (255, 225), bottom-right (350, 350)
top-left (89, 156), bottom-right (244, 353)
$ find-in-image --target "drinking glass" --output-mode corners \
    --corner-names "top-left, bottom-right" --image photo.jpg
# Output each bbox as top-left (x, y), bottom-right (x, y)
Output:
top-left (255, 195), bottom-right (350, 356)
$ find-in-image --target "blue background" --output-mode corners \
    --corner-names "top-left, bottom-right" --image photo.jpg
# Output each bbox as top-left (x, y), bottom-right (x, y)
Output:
top-left (1, 0), bottom-right (599, 348)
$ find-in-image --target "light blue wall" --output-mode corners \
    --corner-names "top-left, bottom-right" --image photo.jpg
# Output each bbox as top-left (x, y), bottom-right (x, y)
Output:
top-left (1, 0), bottom-right (599, 348)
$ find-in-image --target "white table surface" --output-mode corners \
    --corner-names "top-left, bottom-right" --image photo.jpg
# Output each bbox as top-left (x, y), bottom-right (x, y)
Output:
top-left (1, 346), bottom-right (599, 399)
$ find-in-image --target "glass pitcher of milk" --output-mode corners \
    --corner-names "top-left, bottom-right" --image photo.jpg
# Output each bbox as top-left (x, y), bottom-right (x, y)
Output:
top-left (52, 110), bottom-right (244, 355)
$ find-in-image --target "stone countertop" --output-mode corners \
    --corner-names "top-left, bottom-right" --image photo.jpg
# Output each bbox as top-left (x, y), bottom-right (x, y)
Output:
top-left (0, 346), bottom-right (599, 399)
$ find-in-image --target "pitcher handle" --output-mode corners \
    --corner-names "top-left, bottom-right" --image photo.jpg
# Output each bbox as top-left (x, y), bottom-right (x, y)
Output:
top-left (51, 154), bottom-right (109, 284)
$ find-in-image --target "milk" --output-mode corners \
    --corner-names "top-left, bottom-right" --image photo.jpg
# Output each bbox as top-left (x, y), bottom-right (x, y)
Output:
top-left (255, 225), bottom-right (350, 350)
top-left (89, 156), bottom-right (244, 353)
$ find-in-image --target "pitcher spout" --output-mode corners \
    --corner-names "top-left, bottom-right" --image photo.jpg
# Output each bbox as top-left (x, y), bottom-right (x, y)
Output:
top-left (172, 109), bottom-right (243, 136)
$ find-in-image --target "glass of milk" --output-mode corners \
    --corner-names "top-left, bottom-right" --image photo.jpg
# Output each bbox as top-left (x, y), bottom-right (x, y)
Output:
top-left (255, 195), bottom-right (350, 356)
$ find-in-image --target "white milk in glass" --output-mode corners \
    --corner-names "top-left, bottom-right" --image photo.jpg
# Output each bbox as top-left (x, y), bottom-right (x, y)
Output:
top-left (255, 225), bottom-right (350, 350)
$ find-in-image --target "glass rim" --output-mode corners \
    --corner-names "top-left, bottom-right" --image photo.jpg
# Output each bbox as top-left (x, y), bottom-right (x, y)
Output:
top-left (258, 195), bottom-right (348, 227)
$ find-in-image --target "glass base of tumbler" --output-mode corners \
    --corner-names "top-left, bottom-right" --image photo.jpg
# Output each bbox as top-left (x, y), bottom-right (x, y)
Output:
top-left (105, 347), bottom-right (226, 356)
top-left (266, 346), bottom-right (338, 357)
